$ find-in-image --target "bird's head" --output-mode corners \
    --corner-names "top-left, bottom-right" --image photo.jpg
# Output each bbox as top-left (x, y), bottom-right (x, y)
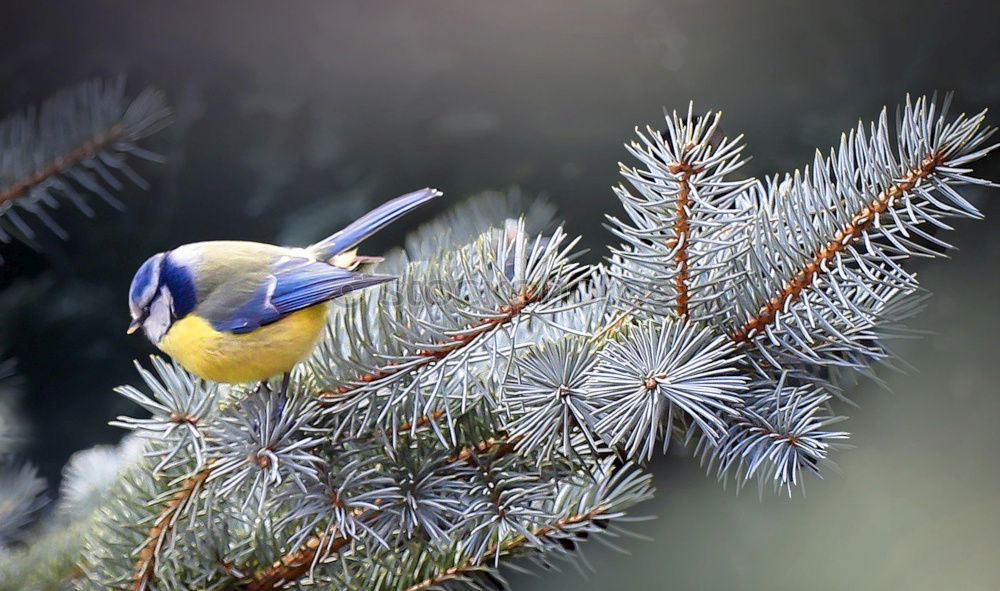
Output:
top-left (128, 252), bottom-right (172, 343)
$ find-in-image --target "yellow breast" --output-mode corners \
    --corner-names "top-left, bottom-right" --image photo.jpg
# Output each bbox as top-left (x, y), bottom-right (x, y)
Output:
top-left (157, 303), bottom-right (330, 383)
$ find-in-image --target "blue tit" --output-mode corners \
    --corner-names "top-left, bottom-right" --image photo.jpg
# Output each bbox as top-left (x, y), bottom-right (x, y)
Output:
top-left (126, 188), bottom-right (439, 387)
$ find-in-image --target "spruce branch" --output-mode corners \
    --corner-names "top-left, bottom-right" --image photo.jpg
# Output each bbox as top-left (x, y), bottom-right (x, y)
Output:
top-left (322, 461), bottom-right (653, 591)
top-left (12, 98), bottom-right (992, 590)
top-left (587, 318), bottom-right (747, 461)
top-left (131, 464), bottom-right (213, 591)
top-left (722, 96), bottom-right (995, 370)
top-left (311, 221), bottom-right (589, 441)
top-left (498, 336), bottom-right (602, 462)
top-left (694, 374), bottom-right (850, 493)
top-left (400, 507), bottom-right (610, 591)
top-left (316, 283), bottom-right (540, 402)
top-left (730, 151), bottom-right (944, 345)
top-left (608, 107), bottom-right (752, 323)
top-left (231, 426), bottom-right (530, 591)
top-left (0, 78), bottom-right (170, 247)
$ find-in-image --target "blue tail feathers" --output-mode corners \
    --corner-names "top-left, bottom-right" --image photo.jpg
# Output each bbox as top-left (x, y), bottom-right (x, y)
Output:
top-left (308, 188), bottom-right (441, 260)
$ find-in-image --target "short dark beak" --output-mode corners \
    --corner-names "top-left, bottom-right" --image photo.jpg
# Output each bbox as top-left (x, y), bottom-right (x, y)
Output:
top-left (127, 318), bottom-right (141, 335)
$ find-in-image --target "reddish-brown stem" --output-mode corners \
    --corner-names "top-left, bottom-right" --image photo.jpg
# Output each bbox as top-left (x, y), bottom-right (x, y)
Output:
top-left (357, 409), bottom-right (448, 443)
top-left (395, 409), bottom-right (446, 433)
top-left (237, 520), bottom-right (364, 591)
top-left (318, 287), bottom-right (537, 405)
top-left (0, 123), bottom-right (126, 206)
top-left (731, 153), bottom-right (944, 343)
top-left (666, 151), bottom-right (700, 318)
top-left (448, 434), bottom-right (521, 464)
top-left (132, 462), bottom-right (214, 591)
top-left (403, 507), bottom-right (609, 591)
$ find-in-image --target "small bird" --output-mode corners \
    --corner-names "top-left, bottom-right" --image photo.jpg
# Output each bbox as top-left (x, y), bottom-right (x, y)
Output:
top-left (127, 188), bottom-right (439, 391)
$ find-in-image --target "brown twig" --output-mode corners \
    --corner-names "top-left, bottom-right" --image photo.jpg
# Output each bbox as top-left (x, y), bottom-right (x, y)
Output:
top-left (131, 462), bottom-right (214, 591)
top-left (394, 409), bottom-right (447, 433)
top-left (666, 150), bottom-right (701, 318)
top-left (233, 491), bottom-right (392, 591)
top-left (356, 409), bottom-right (448, 443)
top-left (731, 152), bottom-right (944, 343)
top-left (448, 434), bottom-right (520, 464)
top-left (319, 287), bottom-right (538, 405)
top-left (236, 520), bottom-right (364, 591)
top-left (403, 507), bottom-right (609, 591)
top-left (0, 123), bottom-right (126, 206)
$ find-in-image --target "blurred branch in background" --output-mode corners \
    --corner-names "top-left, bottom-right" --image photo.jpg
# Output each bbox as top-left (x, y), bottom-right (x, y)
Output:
top-left (0, 359), bottom-right (46, 550)
top-left (0, 78), bottom-right (170, 254)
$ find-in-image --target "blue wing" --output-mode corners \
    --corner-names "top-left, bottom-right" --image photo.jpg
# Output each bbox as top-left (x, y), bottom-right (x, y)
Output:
top-left (206, 257), bottom-right (394, 334)
top-left (270, 260), bottom-right (394, 316)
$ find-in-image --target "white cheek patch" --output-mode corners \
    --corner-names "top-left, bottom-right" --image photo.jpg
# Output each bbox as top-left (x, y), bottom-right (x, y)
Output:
top-left (141, 280), bottom-right (158, 306)
top-left (143, 286), bottom-right (175, 343)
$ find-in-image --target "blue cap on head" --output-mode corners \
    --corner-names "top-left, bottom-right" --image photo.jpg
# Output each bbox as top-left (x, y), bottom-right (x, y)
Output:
top-left (129, 253), bottom-right (165, 317)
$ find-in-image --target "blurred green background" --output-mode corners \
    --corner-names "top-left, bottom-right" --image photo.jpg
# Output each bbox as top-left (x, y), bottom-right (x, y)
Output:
top-left (1, 1), bottom-right (998, 589)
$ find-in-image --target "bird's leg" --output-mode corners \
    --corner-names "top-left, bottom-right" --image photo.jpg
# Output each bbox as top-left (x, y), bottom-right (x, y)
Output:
top-left (252, 380), bottom-right (268, 397)
top-left (274, 372), bottom-right (291, 416)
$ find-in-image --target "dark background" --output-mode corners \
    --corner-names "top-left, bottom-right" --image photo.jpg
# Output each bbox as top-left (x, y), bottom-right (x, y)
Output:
top-left (1, 1), bottom-right (998, 588)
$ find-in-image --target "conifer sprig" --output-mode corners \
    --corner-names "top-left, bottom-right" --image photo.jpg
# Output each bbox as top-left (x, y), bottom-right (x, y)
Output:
top-left (11, 97), bottom-right (995, 591)
top-left (0, 78), bottom-right (170, 247)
